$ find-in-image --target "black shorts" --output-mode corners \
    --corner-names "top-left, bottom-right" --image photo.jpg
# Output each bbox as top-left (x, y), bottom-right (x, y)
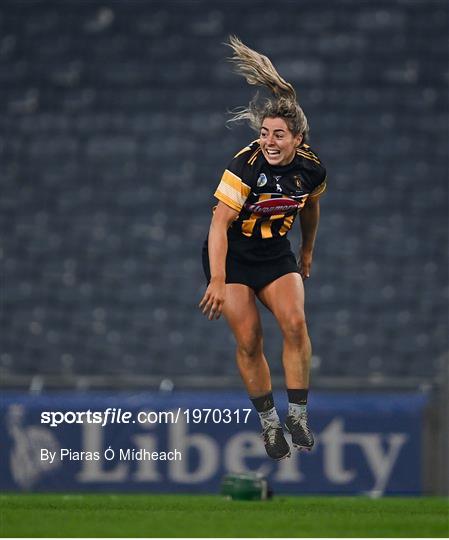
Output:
top-left (202, 232), bottom-right (299, 293)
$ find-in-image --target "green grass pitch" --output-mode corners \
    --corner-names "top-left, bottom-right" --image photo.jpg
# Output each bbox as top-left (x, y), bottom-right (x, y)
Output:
top-left (1, 494), bottom-right (448, 537)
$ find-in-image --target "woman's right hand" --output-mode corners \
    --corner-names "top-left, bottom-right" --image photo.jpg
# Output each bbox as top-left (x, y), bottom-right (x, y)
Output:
top-left (199, 278), bottom-right (226, 320)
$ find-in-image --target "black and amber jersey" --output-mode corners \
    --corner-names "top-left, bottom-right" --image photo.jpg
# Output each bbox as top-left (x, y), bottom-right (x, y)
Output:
top-left (214, 140), bottom-right (327, 239)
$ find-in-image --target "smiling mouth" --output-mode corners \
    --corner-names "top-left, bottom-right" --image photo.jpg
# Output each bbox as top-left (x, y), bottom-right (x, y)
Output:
top-left (265, 149), bottom-right (280, 157)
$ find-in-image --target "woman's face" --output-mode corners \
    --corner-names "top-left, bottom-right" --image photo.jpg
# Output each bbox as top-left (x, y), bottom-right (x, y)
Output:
top-left (259, 117), bottom-right (302, 167)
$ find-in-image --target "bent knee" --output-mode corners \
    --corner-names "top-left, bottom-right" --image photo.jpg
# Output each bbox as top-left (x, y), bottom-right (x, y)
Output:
top-left (281, 312), bottom-right (308, 342)
top-left (236, 328), bottom-right (263, 359)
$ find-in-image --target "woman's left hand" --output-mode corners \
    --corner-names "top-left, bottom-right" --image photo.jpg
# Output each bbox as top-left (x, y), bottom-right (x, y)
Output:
top-left (298, 249), bottom-right (313, 279)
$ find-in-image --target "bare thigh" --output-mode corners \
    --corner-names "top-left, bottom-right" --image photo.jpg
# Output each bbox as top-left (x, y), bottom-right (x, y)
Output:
top-left (257, 272), bottom-right (306, 330)
top-left (222, 283), bottom-right (263, 352)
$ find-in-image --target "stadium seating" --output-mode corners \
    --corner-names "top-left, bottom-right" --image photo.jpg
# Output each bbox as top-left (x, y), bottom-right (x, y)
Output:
top-left (0, 0), bottom-right (447, 385)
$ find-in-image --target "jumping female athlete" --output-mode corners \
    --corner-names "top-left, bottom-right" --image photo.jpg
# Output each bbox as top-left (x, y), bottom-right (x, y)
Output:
top-left (200, 36), bottom-right (326, 460)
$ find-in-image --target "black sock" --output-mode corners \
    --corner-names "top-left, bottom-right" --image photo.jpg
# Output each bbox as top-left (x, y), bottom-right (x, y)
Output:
top-left (287, 388), bottom-right (309, 405)
top-left (251, 392), bottom-right (281, 428)
top-left (250, 392), bottom-right (275, 413)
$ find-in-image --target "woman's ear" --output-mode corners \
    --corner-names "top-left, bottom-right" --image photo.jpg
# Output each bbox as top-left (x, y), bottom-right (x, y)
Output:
top-left (295, 134), bottom-right (303, 147)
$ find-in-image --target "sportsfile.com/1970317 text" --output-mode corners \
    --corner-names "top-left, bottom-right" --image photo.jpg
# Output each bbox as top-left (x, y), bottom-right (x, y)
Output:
top-left (40, 408), bottom-right (253, 428)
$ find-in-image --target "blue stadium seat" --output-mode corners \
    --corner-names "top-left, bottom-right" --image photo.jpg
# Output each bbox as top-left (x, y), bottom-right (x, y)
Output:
top-left (0, 0), bottom-right (447, 384)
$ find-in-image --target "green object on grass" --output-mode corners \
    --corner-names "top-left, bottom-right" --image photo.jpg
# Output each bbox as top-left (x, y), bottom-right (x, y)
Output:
top-left (220, 472), bottom-right (271, 500)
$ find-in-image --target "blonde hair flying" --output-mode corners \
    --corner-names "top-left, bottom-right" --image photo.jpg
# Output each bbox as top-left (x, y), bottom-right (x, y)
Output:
top-left (226, 36), bottom-right (309, 140)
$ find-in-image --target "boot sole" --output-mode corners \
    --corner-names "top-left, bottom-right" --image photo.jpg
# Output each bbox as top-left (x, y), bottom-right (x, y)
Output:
top-left (272, 449), bottom-right (291, 461)
top-left (291, 443), bottom-right (312, 452)
top-left (285, 425), bottom-right (314, 452)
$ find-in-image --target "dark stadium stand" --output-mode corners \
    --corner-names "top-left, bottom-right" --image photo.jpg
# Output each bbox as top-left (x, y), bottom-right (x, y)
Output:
top-left (1, 0), bottom-right (447, 387)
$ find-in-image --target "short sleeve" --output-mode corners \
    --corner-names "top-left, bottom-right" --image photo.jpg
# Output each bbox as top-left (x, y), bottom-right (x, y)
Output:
top-left (308, 159), bottom-right (327, 198)
top-left (214, 148), bottom-right (252, 213)
top-left (309, 174), bottom-right (327, 198)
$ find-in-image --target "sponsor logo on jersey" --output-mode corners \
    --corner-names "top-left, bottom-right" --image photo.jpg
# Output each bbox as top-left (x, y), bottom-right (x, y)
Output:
top-left (256, 173), bottom-right (268, 187)
top-left (245, 196), bottom-right (299, 216)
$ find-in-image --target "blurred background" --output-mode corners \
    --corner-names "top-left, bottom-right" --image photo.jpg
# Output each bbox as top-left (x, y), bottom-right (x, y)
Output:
top-left (0, 0), bottom-right (448, 496)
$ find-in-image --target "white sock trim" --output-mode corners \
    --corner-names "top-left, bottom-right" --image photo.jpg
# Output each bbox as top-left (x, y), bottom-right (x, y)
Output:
top-left (288, 403), bottom-right (307, 416)
top-left (258, 407), bottom-right (281, 428)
